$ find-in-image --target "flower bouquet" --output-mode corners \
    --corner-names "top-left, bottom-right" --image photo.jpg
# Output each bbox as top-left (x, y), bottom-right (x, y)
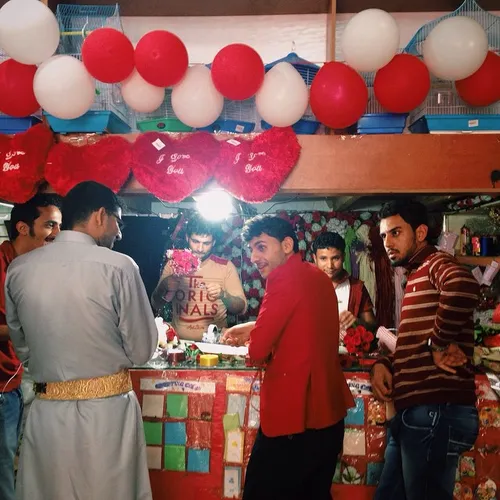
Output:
top-left (342, 325), bottom-right (376, 368)
top-left (163, 249), bottom-right (201, 301)
top-left (166, 249), bottom-right (201, 276)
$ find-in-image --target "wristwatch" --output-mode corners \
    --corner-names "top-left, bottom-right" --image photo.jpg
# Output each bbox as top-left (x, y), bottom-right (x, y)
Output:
top-left (428, 338), bottom-right (447, 352)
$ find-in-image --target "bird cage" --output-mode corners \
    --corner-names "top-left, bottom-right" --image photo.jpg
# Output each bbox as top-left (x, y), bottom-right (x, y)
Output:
top-left (199, 96), bottom-right (258, 133)
top-left (196, 63), bottom-right (258, 133)
top-left (0, 51), bottom-right (42, 133)
top-left (356, 70), bottom-right (407, 135)
top-left (404, 0), bottom-right (500, 133)
top-left (135, 88), bottom-right (193, 133)
top-left (260, 52), bottom-right (320, 135)
top-left (46, 4), bottom-right (131, 134)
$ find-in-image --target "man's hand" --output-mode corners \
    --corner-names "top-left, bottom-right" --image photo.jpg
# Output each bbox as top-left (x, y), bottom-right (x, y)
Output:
top-left (160, 262), bottom-right (174, 281)
top-left (214, 306), bottom-right (227, 323)
top-left (370, 363), bottom-right (393, 402)
top-left (432, 343), bottom-right (467, 374)
top-left (339, 310), bottom-right (356, 331)
top-left (221, 322), bottom-right (255, 346)
top-left (206, 283), bottom-right (223, 301)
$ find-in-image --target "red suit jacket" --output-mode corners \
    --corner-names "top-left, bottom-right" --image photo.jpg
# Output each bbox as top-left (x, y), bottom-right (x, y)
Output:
top-left (249, 253), bottom-right (354, 437)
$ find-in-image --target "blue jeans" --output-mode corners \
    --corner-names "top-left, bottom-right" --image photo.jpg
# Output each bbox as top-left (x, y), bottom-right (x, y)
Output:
top-left (0, 388), bottom-right (23, 500)
top-left (375, 404), bottom-right (479, 500)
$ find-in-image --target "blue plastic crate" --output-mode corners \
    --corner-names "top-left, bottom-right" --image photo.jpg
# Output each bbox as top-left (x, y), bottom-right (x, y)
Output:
top-left (260, 118), bottom-right (320, 134)
top-left (0, 116), bottom-right (42, 134)
top-left (357, 113), bottom-right (407, 134)
top-left (409, 114), bottom-right (500, 133)
top-left (44, 110), bottom-right (131, 134)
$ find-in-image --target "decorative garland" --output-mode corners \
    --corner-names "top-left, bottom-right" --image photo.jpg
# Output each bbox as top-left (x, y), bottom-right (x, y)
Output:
top-left (0, 0), bottom-right (497, 131)
top-left (0, 126), bottom-right (301, 204)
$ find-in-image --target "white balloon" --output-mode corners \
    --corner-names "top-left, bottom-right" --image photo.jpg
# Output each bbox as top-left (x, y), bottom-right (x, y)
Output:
top-left (34, 56), bottom-right (95, 120)
top-left (121, 70), bottom-right (165, 113)
top-left (423, 16), bottom-right (488, 81)
top-left (255, 62), bottom-right (309, 127)
top-left (171, 65), bottom-right (223, 128)
top-left (341, 9), bottom-right (399, 72)
top-left (0, 0), bottom-right (60, 65)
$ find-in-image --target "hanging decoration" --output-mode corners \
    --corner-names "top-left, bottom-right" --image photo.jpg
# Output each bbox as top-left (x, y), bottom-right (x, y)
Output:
top-left (341, 8), bottom-right (400, 73)
top-left (131, 132), bottom-right (220, 203)
top-left (171, 65), bottom-right (224, 128)
top-left (33, 55), bottom-right (95, 120)
top-left (310, 62), bottom-right (368, 129)
top-left (215, 127), bottom-right (301, 203)
top-left (374, 54), bottom-right (431, 114)
top-left (0, 59), bottom-right (40, 117)
top-left (120, 70), bottom-right (165, 113)
top-left (81, 27), bottom-right (135, 84)
top-left (422, 16), bottom-right (488, 81)
top-left (134, 30), bottom-right (189, 88)
top-left (0, 125), bottom-right (53, 203)
top-left (44, 136), bottom-right (132, 196)
top-left (0, 0), bottom-right (497, 130)
top-left (255, 62), bottom-right (309, 128)
top-left (210, 43), bottom-right (265, 100)
top-left (0, 0), bottom-right (60, 65)
top-left (455, 51), bottom-right (500, 107)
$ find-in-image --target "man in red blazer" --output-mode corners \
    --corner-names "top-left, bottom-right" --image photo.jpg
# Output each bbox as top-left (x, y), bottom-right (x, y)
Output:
top-left (222, 215), bottom-right (354, 500)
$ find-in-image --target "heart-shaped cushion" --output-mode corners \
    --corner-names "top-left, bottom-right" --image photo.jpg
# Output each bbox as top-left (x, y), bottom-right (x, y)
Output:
top-left (131, 132), bottom-right (219, 202)
top-left (0, 124), bottom-right (54, 203)
top-left (44, 136), bottom-right (132, 196)
top-left (214, 127), bottom-right (301, 203)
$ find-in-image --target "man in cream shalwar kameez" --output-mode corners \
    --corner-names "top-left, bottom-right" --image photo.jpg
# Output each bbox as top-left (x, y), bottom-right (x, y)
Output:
top-left (5, 181), bottom-right (158, 500)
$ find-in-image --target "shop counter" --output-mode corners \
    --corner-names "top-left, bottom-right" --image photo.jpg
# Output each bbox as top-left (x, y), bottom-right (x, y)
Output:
top-left (131, 363), bottom-right (500, 500)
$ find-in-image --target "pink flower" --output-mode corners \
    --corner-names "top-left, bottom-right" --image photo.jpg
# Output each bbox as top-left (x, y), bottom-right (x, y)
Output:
top-left (166, 249), bottom-right (200, 276)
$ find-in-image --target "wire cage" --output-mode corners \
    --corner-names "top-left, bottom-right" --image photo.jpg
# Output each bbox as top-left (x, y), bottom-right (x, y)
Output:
top-left (260, 52), bottom-right (320, 135)
top-left (356, 70), bottom-right (408, 134)
top-left (135, 88), bottom-right (193, 133)
top-left (198, 96), bottom-right (258, 134)
top-left (404, 0), bottom-right (500, 133)
top-left (47, 3), bottom-right (131, 134)
top-left (192, 61), bottom-right (257, 133)
top-left (0, 51), bottom-right (42, 133)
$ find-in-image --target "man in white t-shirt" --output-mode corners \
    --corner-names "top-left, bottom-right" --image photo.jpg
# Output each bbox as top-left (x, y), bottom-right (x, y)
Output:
top-left (152, 214), bottom-right (247, 341)
top-left (312, 232), bottom-right (376, 334)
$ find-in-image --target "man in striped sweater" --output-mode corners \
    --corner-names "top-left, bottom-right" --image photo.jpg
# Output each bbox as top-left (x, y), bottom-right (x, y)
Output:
top-left (371, 199), bottom-right (480, 500)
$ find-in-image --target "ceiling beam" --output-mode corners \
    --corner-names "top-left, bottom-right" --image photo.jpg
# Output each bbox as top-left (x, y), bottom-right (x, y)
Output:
top-left (328, 196), bottom-right (362, 211)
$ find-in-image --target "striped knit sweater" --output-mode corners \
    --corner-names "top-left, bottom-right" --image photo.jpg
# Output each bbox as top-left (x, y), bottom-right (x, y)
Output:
top-left (377, 245), bottom-right (480, 411)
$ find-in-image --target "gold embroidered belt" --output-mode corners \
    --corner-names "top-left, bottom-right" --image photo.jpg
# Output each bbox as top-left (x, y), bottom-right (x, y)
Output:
top-left (34, 370), bottom-right (132, 401)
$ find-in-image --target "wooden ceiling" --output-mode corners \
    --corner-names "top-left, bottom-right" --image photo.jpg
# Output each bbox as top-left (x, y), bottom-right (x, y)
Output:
top-left (36, 0), bottom-right (499, 16)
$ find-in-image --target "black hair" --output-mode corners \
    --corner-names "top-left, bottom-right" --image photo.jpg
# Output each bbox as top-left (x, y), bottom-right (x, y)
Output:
top-left (242, 215), bottom-right (299, 253)
top-left (312, 231), bottom-right (345, 254)
top-left (378, 198), bottom-right (429, 232)
top-left (9, 193), bottom-right (63, 240)
top-left (186, 213), bottom-right (220, 241)
top-left (61, 181), bottom-right (125, 230)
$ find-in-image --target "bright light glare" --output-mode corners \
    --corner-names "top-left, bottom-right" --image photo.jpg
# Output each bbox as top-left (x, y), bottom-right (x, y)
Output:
top-left (195, 190), bottom-right (233, 221)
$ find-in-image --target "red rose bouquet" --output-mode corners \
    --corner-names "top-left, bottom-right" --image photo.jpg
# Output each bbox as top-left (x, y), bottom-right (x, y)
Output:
top-left (343, 325), bottom-right (374, 355)
top-left (166, 249), bottom-right (200, 276)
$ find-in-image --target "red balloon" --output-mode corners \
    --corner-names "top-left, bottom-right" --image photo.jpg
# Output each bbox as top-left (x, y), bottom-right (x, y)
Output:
top-left (455, 51), bottom-right (500, 107)
top-left (310, 62), bottom-right (368, 129)
top-left (0, 59), bottom-right (39, 117)
top-left (82, 28), bottom-right (135, 83)
top-left (211, 44), bottom-right (264, 100)
top-left (135, 30), bottom-right (188, 87)
top-left (374, 54), bottom-right (430, 113)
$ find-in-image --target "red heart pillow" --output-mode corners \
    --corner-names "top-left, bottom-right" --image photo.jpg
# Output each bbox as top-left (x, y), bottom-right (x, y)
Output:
top-left (214, 127), bottom-right (301, 202)
top-left (44, 136), bottom-right (132, 196)
top-left (131, 132), bottom-right (219, 202)
top-left (0, 124), bottom-right (53, 203)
